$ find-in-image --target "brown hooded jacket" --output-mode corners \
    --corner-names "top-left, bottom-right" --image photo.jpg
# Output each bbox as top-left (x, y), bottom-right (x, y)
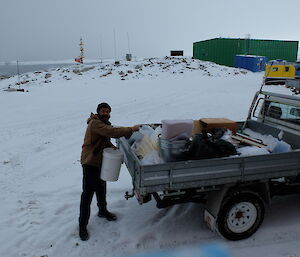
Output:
top-left (80, 113), bottom-right (133, 167)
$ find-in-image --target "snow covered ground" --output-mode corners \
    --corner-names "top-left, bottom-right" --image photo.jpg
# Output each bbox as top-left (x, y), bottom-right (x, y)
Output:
top-left (0, 57), bottom-right (300, 257)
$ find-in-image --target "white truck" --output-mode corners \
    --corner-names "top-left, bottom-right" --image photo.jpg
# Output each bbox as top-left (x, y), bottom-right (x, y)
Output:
top-left (117, 91), bottom-right (300, 240)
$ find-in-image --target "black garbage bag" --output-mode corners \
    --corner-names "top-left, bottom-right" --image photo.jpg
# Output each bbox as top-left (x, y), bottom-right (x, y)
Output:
top-left (210, 127), bottom-right (227, 140)
top-left (185, 133), bottom-right (237, 160)
top-left (215, 138), bottom-right (237, 157)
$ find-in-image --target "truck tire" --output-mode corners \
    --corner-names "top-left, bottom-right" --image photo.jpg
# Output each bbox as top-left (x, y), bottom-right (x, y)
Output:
top-left (217, 192), bottom-right (265, 241)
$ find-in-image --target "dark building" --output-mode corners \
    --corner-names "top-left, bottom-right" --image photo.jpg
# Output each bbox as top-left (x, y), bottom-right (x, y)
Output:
top-left (170, 50), bottom-right (184, 56)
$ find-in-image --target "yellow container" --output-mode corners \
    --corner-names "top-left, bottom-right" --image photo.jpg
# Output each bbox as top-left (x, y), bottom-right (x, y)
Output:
top-left (264, 61), bottom-right (295, 84)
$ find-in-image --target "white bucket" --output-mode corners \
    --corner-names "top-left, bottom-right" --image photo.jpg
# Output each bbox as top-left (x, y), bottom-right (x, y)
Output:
top-left (100, 148), bottom-right (124, 181)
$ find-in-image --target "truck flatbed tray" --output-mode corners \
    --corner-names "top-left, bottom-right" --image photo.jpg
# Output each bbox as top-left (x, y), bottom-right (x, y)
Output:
top-left (119, 137), bottom-right (300, 196)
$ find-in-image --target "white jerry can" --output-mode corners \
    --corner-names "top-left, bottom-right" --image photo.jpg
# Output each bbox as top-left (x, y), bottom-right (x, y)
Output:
top-left (100, 148), bottom-right (124, 181)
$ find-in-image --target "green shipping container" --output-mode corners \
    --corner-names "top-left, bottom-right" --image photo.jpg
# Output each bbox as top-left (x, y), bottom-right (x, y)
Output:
top-left (193, 38), bottom-right (298, 67)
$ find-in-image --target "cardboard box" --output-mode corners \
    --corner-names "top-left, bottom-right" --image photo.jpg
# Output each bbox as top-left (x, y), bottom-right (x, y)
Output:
top-left (192, 120), bottom-right (202, 135)
top-left (161, 119), bottom-right (193, 140)
top-left (200, 118), bottom-right (237, 134)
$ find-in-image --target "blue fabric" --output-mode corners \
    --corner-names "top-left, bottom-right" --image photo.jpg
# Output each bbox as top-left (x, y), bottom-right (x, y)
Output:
top-left (125, 244), bottom-right (229, 257)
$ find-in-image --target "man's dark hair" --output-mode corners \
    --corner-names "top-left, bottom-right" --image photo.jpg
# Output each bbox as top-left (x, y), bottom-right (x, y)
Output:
top-left (97, 102), bottom-right (111, 113)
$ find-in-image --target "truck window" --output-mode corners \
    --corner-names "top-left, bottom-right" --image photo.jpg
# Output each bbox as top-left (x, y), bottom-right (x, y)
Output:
top-left (290, 108), bottom-right (300, 117)
top-left (266, 102), bottom-right (300, 124)
top-left (267, 105), bottom-right (282, 119)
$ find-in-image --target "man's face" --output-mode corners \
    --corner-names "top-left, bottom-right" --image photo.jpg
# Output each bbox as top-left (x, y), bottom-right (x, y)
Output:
top-left (98, 107), bottom-right (111, 122)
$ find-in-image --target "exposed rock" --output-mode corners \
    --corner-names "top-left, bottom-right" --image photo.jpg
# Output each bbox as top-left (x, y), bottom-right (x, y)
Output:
top-left (63, 76), bottom-right (71, 80)
top-left (73, 69), bottom-right (82, 75)
top-left (45, 73), bottom-right (52, 79)
top-left (0, 75), bottom-right (10, 80)
top-left (81, 66), bottom-right (95, 72)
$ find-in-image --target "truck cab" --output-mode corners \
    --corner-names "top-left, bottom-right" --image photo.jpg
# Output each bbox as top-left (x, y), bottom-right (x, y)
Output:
top-left (253, 91), bottom-right (300, 135)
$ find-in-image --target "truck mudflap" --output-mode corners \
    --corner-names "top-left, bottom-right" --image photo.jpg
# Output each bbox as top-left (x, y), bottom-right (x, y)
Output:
top-left (204, 209), bottom-right (217, 232)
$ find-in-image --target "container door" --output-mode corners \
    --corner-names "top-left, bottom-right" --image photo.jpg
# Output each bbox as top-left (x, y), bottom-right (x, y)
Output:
top-left (257, 58), bottom-right (263, 72)
top-left (260, 60), bottom-right (265, 71)
top-left (258, 58), bottom-right (267, 71)
top-left (252, 57), bottom-right (259, 72)
top-left (262, 57), bottom-right (268, 71)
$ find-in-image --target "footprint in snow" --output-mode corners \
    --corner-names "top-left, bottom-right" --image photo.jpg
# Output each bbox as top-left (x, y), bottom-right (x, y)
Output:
top-left (136, 232), bottom-right (157, 249)
top-left (16, 197), bottom-right (44, 233)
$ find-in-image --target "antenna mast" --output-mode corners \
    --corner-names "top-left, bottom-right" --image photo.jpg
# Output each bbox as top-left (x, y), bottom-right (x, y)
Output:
top-left (100, 34), bottom-right (103, 63)
top-left (16, 60), bottom-right (20, 87)
top-left (79, 37), bottom-right (84, 64)
top-left (113, 29), bottom-right (117, 61)
top-left (127, 32), bottom-right (131, 54)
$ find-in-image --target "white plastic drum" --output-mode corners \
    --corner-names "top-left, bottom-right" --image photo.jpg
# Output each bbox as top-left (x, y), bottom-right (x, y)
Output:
top-left (100, 148), bottom-right (124, 181)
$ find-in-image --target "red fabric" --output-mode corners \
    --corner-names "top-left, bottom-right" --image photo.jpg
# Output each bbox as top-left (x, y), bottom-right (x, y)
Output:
top-left (75, 58), bottom-right (83, 63)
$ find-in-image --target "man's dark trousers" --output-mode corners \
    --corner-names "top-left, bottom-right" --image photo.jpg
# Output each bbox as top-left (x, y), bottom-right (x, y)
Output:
top-left (79, 164), bottom-right (107, 227)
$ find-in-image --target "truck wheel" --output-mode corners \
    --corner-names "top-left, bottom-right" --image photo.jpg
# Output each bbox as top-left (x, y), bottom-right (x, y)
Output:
top-left (217, 193), bottom-right (264, 241)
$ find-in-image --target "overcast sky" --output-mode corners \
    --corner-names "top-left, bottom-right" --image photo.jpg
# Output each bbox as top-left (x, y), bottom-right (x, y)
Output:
top-left (1, 0), bottom-right (300, 61)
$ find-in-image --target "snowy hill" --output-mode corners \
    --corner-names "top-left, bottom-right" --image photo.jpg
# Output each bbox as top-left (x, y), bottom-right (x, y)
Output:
top-left (2, 57), bottom-right (249, 89)
top-left (0, 57), bottom-right (299, 257)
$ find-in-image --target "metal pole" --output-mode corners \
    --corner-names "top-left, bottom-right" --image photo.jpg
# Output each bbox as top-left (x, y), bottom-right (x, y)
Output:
top-left (17, 60), bottom-right (20, 87)
top-left (113, 29), bottom-right (117, 61)
top-left (79, 37), bottom-right (84, 64)
top-left (127, 32), bottom-right (131, 54)
top-left (100, 34), bottom-right (103, 63)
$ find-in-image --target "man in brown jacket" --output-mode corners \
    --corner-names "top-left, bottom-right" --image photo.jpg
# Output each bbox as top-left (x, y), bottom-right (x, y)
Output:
top-left (79, 102), bottom-right (140, 241)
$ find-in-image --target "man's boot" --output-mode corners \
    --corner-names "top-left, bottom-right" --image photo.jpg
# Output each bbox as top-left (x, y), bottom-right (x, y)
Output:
top-left (79, 225), bottom-right (89, 241)
top-left (98, 208), bottom-right (117, 221)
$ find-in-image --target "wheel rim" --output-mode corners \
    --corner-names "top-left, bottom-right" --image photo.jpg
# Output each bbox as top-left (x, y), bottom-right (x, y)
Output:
top-left (226, 201), bottom-right (257, 233)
